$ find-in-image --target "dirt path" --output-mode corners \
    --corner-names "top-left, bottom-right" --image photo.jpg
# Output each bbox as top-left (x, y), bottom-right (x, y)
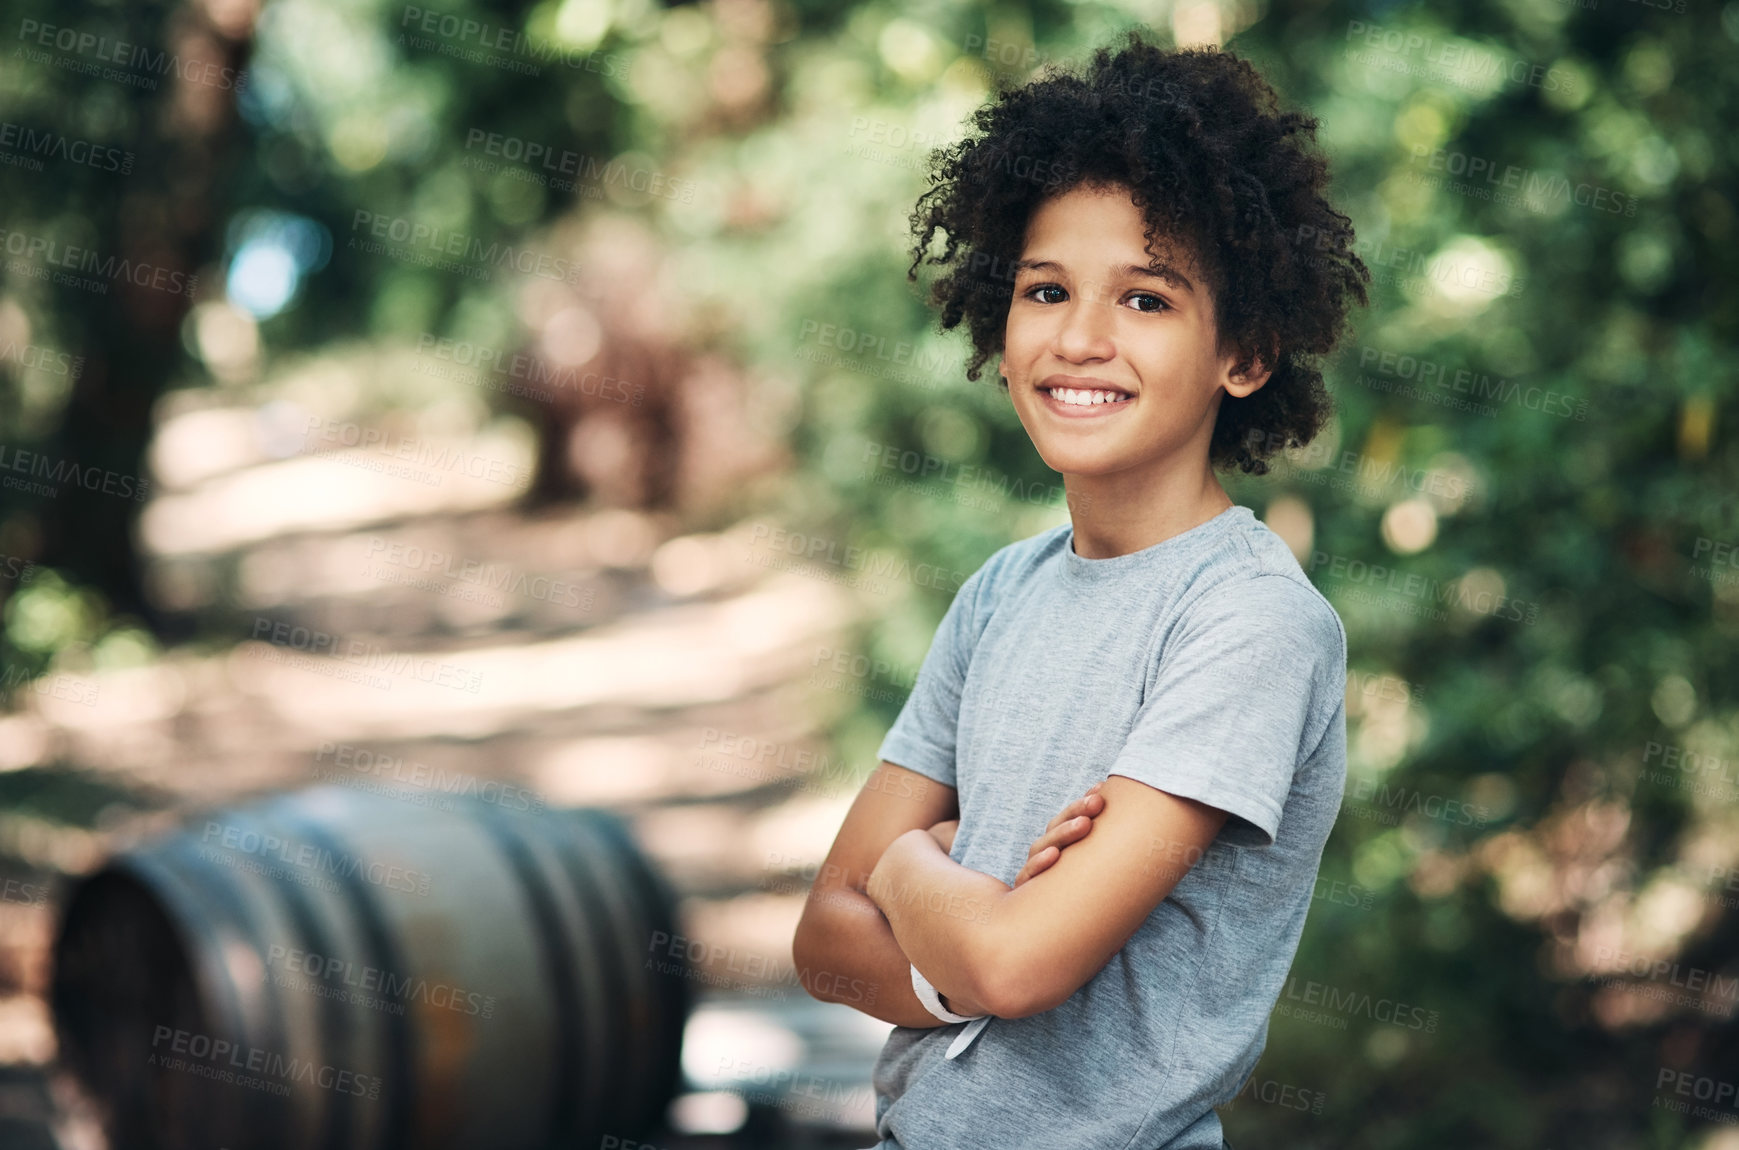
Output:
top-left (0, 488), bottom-right (898, 1146)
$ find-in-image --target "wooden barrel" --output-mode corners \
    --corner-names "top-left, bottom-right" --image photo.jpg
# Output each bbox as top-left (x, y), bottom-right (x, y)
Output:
top-left (50, 784), bottom-right (692, 1150)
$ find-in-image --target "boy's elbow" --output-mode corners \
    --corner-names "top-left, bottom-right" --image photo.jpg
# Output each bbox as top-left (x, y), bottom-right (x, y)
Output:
top-left (795, 965), bottom-right (837, 1005)
top-left (976, 966), bottom-right (1062, 1020)
top-left (965, 924), bottom-right (1064, 1020)
top-left (791, 917), bottom-right (826, 997)
top-left (791, 902), bottom-right (847, 1003)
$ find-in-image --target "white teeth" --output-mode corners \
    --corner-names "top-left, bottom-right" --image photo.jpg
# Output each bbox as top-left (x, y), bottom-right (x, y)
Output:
top-left (1049, 387), bottom-right (1128, 407)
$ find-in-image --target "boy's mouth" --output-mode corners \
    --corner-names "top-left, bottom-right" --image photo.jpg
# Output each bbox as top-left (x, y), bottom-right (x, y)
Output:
top-left (1038, 376), bottom-right (1135, 416)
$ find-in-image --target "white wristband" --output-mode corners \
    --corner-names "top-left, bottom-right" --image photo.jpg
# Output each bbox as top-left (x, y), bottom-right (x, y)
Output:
top-left (910, 963), bottom-right (986, 1024)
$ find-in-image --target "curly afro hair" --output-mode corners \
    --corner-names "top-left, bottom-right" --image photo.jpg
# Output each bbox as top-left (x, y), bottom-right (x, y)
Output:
top-left (907, 31), bottom-right (1370, 475)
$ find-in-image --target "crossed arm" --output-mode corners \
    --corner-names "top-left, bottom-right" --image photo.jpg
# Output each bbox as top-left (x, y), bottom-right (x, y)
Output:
top-left (791, 761), bottom-right (1227, 1025)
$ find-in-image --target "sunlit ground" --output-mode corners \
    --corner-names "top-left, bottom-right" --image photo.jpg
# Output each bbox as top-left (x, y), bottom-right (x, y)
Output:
top-left (0, 374), bottom-right (900, 1145)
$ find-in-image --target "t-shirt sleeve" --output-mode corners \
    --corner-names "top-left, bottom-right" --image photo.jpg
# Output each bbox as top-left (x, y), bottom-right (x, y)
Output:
top-left (1105, 574), bottom-right (1345, 848)
top-left (873, 564), bottom-right (992, 790)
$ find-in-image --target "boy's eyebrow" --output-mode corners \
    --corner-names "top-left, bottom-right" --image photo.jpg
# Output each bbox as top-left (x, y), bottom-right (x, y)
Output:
top-left (1012, 258), bottom-right (1197, 295)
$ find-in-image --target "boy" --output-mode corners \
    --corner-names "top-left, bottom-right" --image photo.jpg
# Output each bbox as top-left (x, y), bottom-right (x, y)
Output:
top-left (791, 32), bottom-right (1369, 1150)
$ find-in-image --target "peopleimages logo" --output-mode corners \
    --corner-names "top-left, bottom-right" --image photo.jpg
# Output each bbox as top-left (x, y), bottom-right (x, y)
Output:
top-left (1640, 739), bottom-right (1739, 799)
top-left (1308, 551), bottom-right (1541, 626)
top-left (1345, 778), bottom-right (1489, 828)
top-left (462, 129), bottom-right (698, 203)
top-left (347, 210), bottom-right (581, 286)
top-left (1279, 976), bottom-right (1440, 1032)
top-left (0, 225), bottom-right (198, 297)
top-left (1654, 1068), bottom-right (1739, 1123)
top-left (1342, 19), bottom-right (1577, 95)
top-left (15, 19), bottom-right (251, 92)
top-left (149, 1025), bottom-right (380, 1099)
top-left (413, 333), bottom-right (643, 407)
top-left (200, 820), bottom-right (434, 896)
top-left (0, 664), bottom-right (100, 706)
top-left (366, 536), bottom-right (588, 609)
top-left (0, 337), bottom-right (83, 379)
top-left (743, 524), bottom-right (970, 594)
top-left (1352, 345), bottom-right (1587, 421)
top-left (266, 944), bottom-right (497, 1018)
top-left (696, 726), bottom-right (866, 795)
top-left (860, 441), bottom-right (1076, 512)
top-left (1243, 430), bottom-right (1470, 500)
top-left (397, 6), bottom-right (633, 79)
top-left (1408, 145), bottom-right (1638, 217)
top-left (0, 442), bottom-right (150, 501)
top-left (0, 121), bottom-right (135, 173)
top-left (314, 740), bottom-right (546, 813)
top-left (249, 617), bottom-right (485, 695)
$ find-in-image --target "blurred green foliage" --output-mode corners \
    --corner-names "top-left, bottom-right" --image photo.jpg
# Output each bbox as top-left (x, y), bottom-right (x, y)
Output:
top-left (1, 0), bottom-right (1736, 1143)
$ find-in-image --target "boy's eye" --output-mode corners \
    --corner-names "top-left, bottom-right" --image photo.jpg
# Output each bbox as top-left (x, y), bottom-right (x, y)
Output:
top-left (1020, 283), bottom-right (1170, 312)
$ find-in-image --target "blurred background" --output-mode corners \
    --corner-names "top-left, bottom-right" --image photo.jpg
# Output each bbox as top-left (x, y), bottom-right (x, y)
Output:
top-left (0, 0), bottom-right (1734, 1145)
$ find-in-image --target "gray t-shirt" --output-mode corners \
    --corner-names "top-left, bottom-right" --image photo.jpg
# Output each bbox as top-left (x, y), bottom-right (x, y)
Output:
top-left (870, 504), bottom-right (1347, 1150)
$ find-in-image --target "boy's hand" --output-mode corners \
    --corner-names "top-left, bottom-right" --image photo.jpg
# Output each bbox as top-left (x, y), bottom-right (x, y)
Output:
top-left (1012, 782), bottom-right (1105, 888)
top-left (927, 818), bottom-right (960, 853)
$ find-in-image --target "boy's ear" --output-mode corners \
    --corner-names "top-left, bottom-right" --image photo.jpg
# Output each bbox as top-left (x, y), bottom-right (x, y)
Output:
top-left (1221, 339), bottom-right (1275, 399)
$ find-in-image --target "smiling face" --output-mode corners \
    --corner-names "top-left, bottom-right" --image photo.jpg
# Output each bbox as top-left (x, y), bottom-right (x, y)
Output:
top-left (999, 182), bottom-right (1269, 485)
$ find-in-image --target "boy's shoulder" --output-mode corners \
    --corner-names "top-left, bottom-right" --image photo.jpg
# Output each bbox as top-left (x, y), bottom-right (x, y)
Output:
top-left (1186, 516), bottom-right (1347, 666)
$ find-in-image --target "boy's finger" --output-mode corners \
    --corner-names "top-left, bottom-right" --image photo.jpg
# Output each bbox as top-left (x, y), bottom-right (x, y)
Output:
top-left (1063, 814), bottom-right (1095, 843)
top-left (1057, 795), bottom-right (1101, 829)
top-left (1031, 815), bottom-right (1093, 859)
top-left (1026, 822), bottom-right (1069, 861)
top-left (1042, 803), bottom-right (1079, 834)
top-left (1014, 846), bottom-right (1058, 887)
top-left (1051, 792), bottom-right (1103, 831)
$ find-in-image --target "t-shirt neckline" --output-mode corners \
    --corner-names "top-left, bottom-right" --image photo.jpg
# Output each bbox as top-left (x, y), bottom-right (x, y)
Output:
top-left (1061, 504), bottom-right (1250, 581)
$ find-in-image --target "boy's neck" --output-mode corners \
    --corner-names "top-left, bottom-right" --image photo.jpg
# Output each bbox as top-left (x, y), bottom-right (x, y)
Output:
top-left (1063, 462), bottom-right (1234, 560)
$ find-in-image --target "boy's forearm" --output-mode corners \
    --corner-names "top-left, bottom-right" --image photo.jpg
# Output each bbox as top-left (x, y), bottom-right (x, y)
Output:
top-left (867, 829), bottom-right (1013, 1015)
top-left (794, 883), bottom-right (957, 1028)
